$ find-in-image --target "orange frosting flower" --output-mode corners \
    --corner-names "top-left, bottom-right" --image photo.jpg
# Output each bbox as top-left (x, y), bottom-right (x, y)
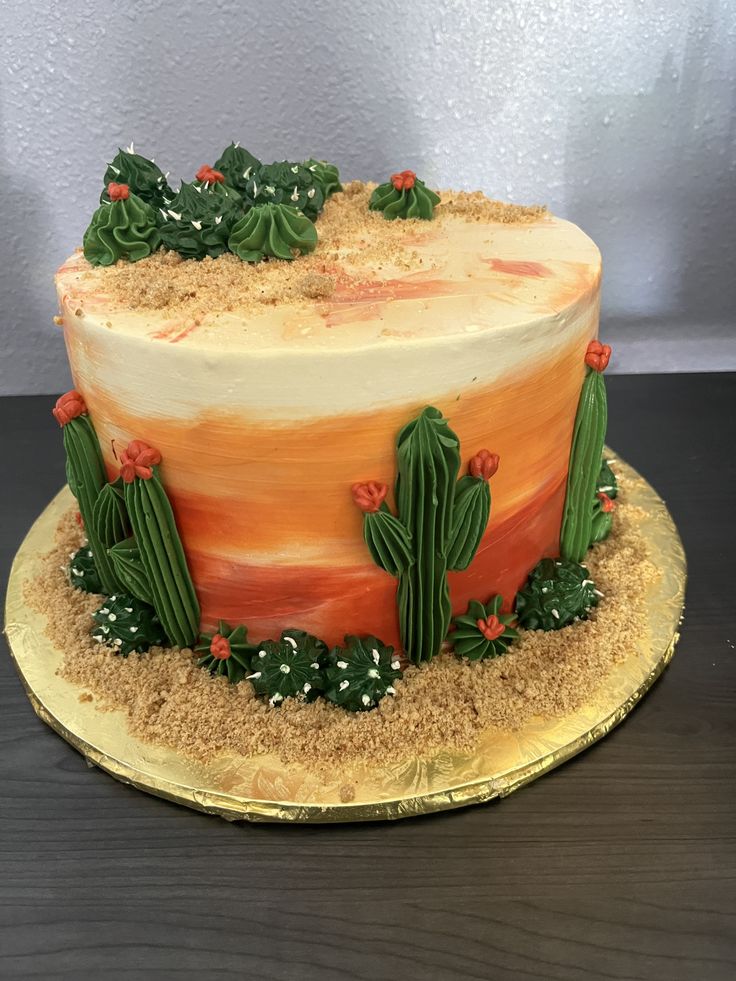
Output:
top-left (107, 182), bottom-right (130, 201)
top-left (391, 170), bottom-right (416, 191)
top-left (476, 615), bottom-right (505, 641)
top-left (52, 390), bottom-right (87, 427)
top-left (120, 440), bottom-right (162, 483)
top-left (210, 633), bottom-right (232, 660)
top-left (352, 481), bottom-right (388, 514)
top-left (585, 339), bottom-right (612, 372)
top-left (596, 491), bottom-right (616, 513)
top-left (469, 449), bottom-right (500, 481)
top-left (196, 165), bottom-right (225, 184)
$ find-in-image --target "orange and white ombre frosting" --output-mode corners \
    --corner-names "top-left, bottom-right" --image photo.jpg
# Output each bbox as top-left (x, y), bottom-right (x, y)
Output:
top-left (55, 194), bottom-right (602, 647)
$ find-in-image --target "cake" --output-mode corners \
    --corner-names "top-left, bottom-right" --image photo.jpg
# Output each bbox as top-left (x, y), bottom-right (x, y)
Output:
top-left (46, 143), bottom-right (622, 722)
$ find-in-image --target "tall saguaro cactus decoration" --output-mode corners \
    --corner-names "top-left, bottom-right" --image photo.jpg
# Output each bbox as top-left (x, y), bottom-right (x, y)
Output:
top-left (53, 390), bottom-right (121, 595)
top-left (353, 407), bottom-right (499, 665)
top-left (119, 440), bottom-right (200, 648)
top-left (560, 340), bottom-right (612, 562)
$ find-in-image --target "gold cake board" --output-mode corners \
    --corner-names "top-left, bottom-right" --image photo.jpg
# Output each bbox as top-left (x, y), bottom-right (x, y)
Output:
top-left (4, 455), bottom-right (686, 823)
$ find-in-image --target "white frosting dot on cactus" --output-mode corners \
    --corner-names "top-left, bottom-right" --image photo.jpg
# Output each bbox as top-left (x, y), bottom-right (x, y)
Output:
top-left (125, 608), bottom-right (133, 613)
top-left (129, 626), bottom-right (138, 633)
top-left (72, 567), bottom-right (82, 576)
top-left (307, 188), bottom-right (316, 198)
top-left (361, 694), bottom-right (371, 706)
top-left (386, 686), bottom-right (396, 696)
top-left (283, 636), bottom-right (297, 649)
top-left (371, 649), bottom-right (380, 664)
top-left (247, 671), bottom-right (262, 680)
top-left (337, 660), bottom-right (348, 669)
top-left (339, 680), bottom-right (349, 690)
top-left (303, 683), bottom-right (311, 694)
top-left (551, 609), bottom-right (560, 619)
top-left (258, 650), bottom-right (267, 658)
top-left (113, 638), bottom-right (123, 646)
top-left (269, 693), bottom-right (283, 706)
top-left (99, 608), bottom-right (109, 615)
top-left (86, 550), bottom-right (93, 557)
top-left (290, 187), bottom-right (299, 201)
top-left (280, 664), bottom-right (291, 674)
top-left (594, 589), bottom-right (604, 597)
top-left (110, 596), bottom-right (117, 601)
top-left (101, 625), bottom-right (110, 634)
top-left (290, 165), bottom-right (299, 174)
top-left (391, 660), bottom-right (401, 671)
top-left (108, 613), bottom-right (117, 622)
top-left (368, 668), bottom-right (380, 679)
top-left (310, 662), bottom-right (320, 670)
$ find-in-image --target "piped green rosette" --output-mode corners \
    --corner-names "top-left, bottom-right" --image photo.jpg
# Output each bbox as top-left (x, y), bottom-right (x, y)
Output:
top-left (195, 621), bottom-right (257, 684)
top-left (324, 636), bottom-right (402, 711)
top-left (92, 593), bottom-right (167, 656)
top-left (353, 412), bottom-right (499, 665)
top-left (118, 440), bottom-right (200, 649)
top-left (248, 630), bottom-right (327, 706)
top-left (100, 146), bottom-right (173, 209)
top-left (369, 170), bottom-right (440, 220)
top-left (304, 158), bottom-right (342, 199)
top-left (83, 186), bottom-right (161, 266)
top-left (228, 203), bottom-right (318, 262)
top-left (515, 558), bottom-right (599, 631)
top-left (159, 181), bottom-right (241, 260)
top-left (213, 142), bottom-right (261, 193)
top-left (244, 161), bottom-right (325, 221)
top-left (451, 595), bottom-right (518, 661)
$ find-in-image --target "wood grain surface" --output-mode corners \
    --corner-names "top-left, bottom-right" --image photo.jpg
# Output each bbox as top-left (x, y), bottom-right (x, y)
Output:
top-left (1, 374), bottom-right (735, 981)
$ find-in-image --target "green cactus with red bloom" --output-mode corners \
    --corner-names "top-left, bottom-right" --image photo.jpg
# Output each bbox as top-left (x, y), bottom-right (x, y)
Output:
top-left (195, 621), bottom-right (256, 683)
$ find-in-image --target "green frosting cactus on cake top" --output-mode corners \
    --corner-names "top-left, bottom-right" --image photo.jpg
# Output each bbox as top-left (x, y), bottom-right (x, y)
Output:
top-left (68, 545), bottom-right (103, 595)
top-left (195, 621), bottom-right (257, 684)
top-left (91, 593), bottom-right (167, 656)
top-left (244, 160), bottom-right (325, 221)
top-left (451, 595), bottom-right (518, 660)
top-left (369, 170), bottom-right (440, 220)
top-left (158, 180), bottom-right (242, 260)
top-left (228, 203), bottom-right (318, 262)
top-left (304, 158), bottom-right (342, 199)
top-left (100, 145), bottom-right (173, 210)
top-left (213, 142), bottom-right (262, 193)
top-left (515, 558), bottom-right (600, 631)
top-left (325, 636), bottom-right (402, 711)
top-left (353, 407), bottom-right (499, 665)
top-left (83, 183), bottom-right (161, 266)
top-left (248, 630), bottom-right (327, 706)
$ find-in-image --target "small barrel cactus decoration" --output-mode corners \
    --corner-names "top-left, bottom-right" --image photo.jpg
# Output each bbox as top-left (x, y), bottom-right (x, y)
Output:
top-left (84, 182), bottom-right (162, 266)
top-left (91, 593), bottom-right (167, 656)
top-left (248, 630), bottom-right (327, 706)
top-left (243, 161), bottom-right (325, 221)
top-left (597, 457), bottom-right (618, 500)
top-left (304, 158), bottom-right (342, 199)
top-left (515, 558), bottom-right (600, 631)
top-left (119, 440), bottom-right (200, 649)
top-left (213, 142), bottom-right (262, 193)
top-left (53, 391), bottom-right (122, 596)
top-left (100, 144), bottom-right (173, 210)
top-left (560, 340), bottom-right (612, 562)
top-left (324, 636), bottom-right (402, 711)
top-left (590, 490), bottom-right (616, 545)
top-left (353, 406), bottom-right (499, 665)
top-left (228, 203), bottom-right (318, 262)
top-left (68, 546), bottom-right (103, 594)
top-left (195, 621), bottom-right (256, 684)
top-left (450, 595), bottom-right (518, 660)
top-left (369, 170), bottom-right (440, 220)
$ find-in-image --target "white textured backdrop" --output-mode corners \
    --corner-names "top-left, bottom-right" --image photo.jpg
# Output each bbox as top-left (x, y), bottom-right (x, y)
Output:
top-left (1, 0), bottom-right (735, 394)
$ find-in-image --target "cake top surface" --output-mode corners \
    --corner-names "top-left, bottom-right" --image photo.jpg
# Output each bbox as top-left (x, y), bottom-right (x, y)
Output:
top-left (56, 181), bottom-right (601, 353)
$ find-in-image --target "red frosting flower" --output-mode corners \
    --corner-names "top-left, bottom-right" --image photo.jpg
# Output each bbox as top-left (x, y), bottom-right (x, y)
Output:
top-left (210, 633), bottom-right (232, 660)
top-left (391, 170), bottom-right (416, 191)
top-left (476, 615), bottom-right (505, 642)
top-left (108, 182), bottom-right (130, 201)
top-left (120, 440), bottom-right (162, 483)
top-left (75, 511), bottom-right (84, 529)
top-left (469, 449), bottom-right (500, 480)
top-left (352, 481), bottom-right (388, 514)
top-left (52, 390), bottom-right (87, 427)
top-left (196, 165), bottom-right (225, 184)
top-left (585, 339), bottom-right (612, 372)
top-left (596, 491), bottom-right (616, 513)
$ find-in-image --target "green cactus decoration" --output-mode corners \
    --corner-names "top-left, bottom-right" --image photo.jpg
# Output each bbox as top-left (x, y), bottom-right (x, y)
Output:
top-left (324, 635), bottom-right (402, 711)
top-left (450, 595), bottom-right (518, 660)
top-left (53, 391), bottom-right (122, 596)
top-left (91, 593), bottom-right (167, 656)
top-left (353, 407), bottom-right (499, 665)
top-left (119, 440), bottom-right (200, 649)
top-left (597, 457), bottom-right (618, 500)
top-left (560, 341), bottom-right (612, 562)
top-left (108, 538), bottom-right (154, 606)
top-left (515, 558), bottom-right (599, 631)
top-left (304, 158), bottom-right (342, 199)
top-left (195, 621), bottom-right (257, 684)
top-left (68, 546), bottom-right (103, 594)
top-left (248, 629), bottom-right (327, 706)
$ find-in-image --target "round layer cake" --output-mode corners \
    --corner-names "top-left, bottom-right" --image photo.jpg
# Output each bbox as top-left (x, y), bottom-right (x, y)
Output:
top-left (55, 183), bottom-right (601, 648)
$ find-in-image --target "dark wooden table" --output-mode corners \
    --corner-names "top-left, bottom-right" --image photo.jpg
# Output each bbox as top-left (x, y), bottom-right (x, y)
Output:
top-left (1, 374), bottom-right (735, 981)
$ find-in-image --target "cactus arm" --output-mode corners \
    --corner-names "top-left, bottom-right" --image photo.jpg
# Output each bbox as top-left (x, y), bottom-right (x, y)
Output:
top-left (91, 480), bottom-right (130, 550)
top-left (362, 506), bottom-right (413, 576)
top-left (447, 475), bottom-right (491, 571)
top-left (108, 537), bottom-right (154, 606)
top-left (62, 416), bottom-right (121, 595)
top-left (560, 368), bottom-right (608, 563)
top-left (590, 500), bottom-right (613, 544)
top-left (124, 469), bottom-right (200, 649)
